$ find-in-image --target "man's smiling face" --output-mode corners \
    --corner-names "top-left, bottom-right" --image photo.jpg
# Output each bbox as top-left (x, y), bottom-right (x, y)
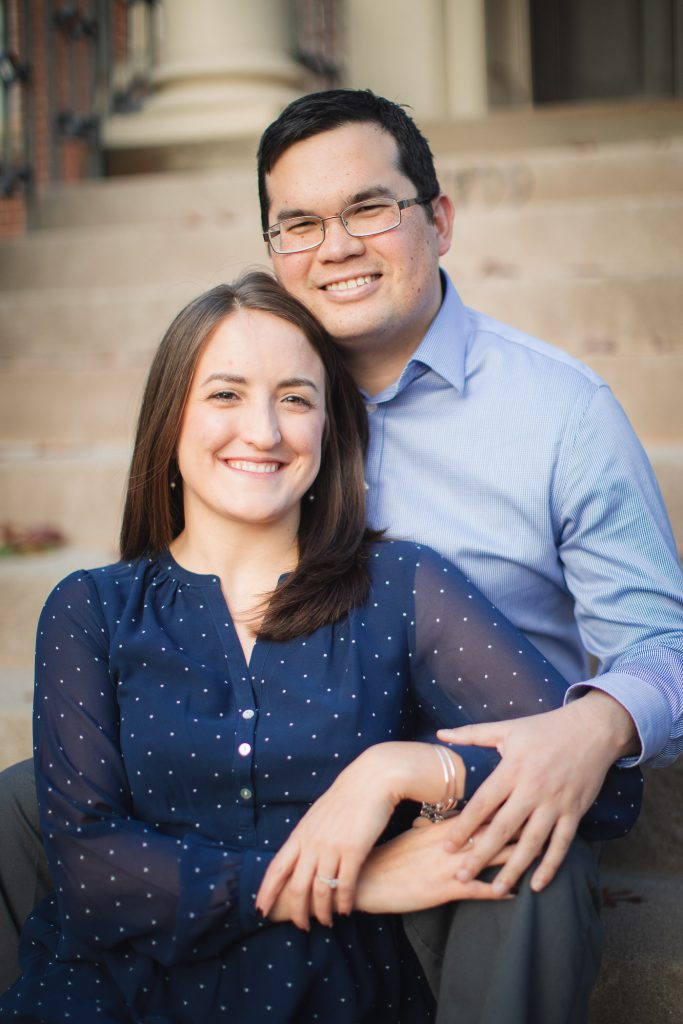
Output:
top-left (265, 122), bottom-right (454, 392)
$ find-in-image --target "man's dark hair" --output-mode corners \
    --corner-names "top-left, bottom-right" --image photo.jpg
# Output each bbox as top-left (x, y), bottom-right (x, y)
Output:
top-left (257, 88), bottom-right (441, 230)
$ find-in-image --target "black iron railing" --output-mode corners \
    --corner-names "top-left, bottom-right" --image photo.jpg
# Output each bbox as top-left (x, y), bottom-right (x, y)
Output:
top-left (0, 0), bottom-right (31, 197)
top-left (293, 0), bottom-right (344, 89)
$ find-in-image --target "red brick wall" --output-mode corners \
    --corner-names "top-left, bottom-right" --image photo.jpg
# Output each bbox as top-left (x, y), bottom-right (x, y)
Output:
top-left (0, 0), bottom-right (127, 237)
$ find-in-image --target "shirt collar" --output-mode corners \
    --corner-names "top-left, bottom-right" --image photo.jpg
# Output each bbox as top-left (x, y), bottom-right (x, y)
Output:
top-left (406, 270), bottom-right (469, 393)
top-left (361, 271), bottom-right (470, 403)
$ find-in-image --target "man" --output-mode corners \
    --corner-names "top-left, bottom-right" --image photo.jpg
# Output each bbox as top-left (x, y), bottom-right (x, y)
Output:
top-left (254, 89), bottom-right (683, 1022)
top-left (1, 89), bottom-right (681, 1020)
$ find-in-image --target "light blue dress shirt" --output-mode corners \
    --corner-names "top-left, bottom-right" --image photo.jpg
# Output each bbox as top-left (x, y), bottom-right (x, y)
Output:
top-left (363, 272), bottom-right (683, 768)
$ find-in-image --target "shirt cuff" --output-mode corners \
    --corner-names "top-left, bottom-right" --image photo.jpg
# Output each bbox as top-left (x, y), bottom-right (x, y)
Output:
top-left (564, 671), bottom-right (671, 766)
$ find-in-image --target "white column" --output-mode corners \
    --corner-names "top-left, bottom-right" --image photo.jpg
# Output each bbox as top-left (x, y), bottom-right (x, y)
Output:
top-left (444, 0), bottom-right (488, 117)
top-left (104, 0), bottom-right (306, 152)
top-left (346, 0), bottom-right (448, 120)
top-left (485, 0), bottom-right (533, 107)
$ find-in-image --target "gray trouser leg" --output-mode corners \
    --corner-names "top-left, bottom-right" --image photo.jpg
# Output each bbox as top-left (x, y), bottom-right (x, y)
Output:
top-left (403, 837), bottom-right (603, 1024)
top-left (0, 758), bottom-right (52, 994)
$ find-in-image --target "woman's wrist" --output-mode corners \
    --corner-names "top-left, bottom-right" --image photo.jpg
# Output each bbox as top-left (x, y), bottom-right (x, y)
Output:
top-left (362, 741), bottom-right (465, 807)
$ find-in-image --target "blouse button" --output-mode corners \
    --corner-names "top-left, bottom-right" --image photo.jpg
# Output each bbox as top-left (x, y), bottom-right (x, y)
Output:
top-left (238, 742), bottom-right (252, 757)
top-left (242, 709), bottom-right (255, 720)
top-left (240, 787), bottom-right (253, 800)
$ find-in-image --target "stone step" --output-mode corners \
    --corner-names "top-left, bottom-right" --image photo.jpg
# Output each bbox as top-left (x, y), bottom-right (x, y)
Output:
top-left (437, 137), bottom-right (683, 208)
top-left (457, 274), bottom-right (683, 358)
top-left (0, 445), bottom-right (128, 551)
top-left (2, 195), bottom-right (682, 291)
top-left (0, 706), bottom-right (32, 773)
top-left (589, 870), bottom-right (683, 1024)
top-left (0, 284), bottom-right (196, 369)
top-left (442, 194), bottom-right (683, 281)
top-left (423, 98), bottom-right (683, 160)
top-left (0, 221), bottom-right (267, 291)
top-left (1, 275), bottom-right (681, 372)
top-left (1, 369), bottom-right (144, 444)
top-left (601, 757), bottom-right (683, 878)
top-left (0, 671), bottom-right (33, 770)
top-left (32, 166), bottom-right (260, 231)
top-left (584, 355), bottom-right (683, 443)
top-left (31, 138), bottom-right (683, 231)
top-left (0, 667), bottom-right (33, 711)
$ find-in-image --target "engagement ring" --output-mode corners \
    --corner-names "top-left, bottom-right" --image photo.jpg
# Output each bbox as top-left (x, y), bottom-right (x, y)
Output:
top-left (316, 875), bottom-right (339, 889)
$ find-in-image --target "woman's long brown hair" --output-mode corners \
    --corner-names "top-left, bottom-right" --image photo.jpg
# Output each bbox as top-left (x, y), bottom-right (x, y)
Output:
top-left (120, 271), bottom-right (381, 641)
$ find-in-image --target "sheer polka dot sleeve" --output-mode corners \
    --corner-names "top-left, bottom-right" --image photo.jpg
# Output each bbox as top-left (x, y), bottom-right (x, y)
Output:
top-left (34, 570), bottom-right (273, 965)
top-left (407, 547), bottom-right (643, 839)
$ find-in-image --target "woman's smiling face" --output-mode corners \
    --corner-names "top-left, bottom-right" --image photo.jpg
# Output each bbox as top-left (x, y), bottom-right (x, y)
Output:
top-left (176, 308), bottom-right (327, 535)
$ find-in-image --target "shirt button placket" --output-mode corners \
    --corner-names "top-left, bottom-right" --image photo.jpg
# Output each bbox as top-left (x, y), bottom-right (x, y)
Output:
top-left (236, 710), bottom-right (257, 831)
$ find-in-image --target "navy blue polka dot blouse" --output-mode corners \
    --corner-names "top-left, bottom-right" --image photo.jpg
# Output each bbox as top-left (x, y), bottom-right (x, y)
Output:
top-left (0, 541), bottom-right (641, 1023)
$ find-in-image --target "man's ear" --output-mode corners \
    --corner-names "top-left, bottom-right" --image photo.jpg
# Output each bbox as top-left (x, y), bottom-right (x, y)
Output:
top-left (432, 193), bottom-right (455, 258)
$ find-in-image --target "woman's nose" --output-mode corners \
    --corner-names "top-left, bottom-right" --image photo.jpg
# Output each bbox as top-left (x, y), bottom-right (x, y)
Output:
top-left (241, 403), bottom-right (282, 448)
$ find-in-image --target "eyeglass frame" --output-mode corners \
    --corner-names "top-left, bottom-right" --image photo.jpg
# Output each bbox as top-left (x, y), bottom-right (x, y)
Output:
top-left (262, 194), bottom-right (437, 254)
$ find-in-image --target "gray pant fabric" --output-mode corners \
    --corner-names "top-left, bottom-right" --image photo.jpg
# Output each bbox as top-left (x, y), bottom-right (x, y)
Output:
top-left (0, 758), bottom-right (602, 1021)
top-left (403, 838), bottom-right (603, 1024)
top-left (0, 758), bottom-right (51, 994)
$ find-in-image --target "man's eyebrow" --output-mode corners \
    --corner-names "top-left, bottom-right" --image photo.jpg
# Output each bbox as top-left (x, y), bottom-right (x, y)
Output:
top-left (273, 185), bottom-right (395, 223)
top-left (200, 372), bottom-right (319, 393)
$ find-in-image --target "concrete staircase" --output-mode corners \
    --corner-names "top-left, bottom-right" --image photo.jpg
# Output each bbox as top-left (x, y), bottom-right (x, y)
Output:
top-left (1, 135), bottom-right (682, 1020)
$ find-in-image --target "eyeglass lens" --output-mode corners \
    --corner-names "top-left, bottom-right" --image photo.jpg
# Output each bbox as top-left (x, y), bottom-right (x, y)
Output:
top-left (272, 198), bottom-right (402, 253)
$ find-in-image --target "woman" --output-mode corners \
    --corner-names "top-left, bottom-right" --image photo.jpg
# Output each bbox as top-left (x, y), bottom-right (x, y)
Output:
top-left (0, 273), bottom-right (640, 1023)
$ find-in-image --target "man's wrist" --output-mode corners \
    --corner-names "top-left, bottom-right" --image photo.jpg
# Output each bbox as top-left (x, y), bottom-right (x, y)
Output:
top-left (579, 689), bottom-right (640, 760)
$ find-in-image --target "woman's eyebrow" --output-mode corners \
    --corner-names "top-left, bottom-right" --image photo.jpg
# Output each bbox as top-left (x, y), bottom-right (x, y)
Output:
top-left (200, 373), bottom-right (247, 386)
top-left (200, 373), bottom-right (319, 393)
top-left (278, 377), bottom-right (320, 392)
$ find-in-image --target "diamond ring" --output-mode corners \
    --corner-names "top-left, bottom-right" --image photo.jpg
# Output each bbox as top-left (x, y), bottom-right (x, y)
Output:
top-left (316, 875), bottom-right (340, 889)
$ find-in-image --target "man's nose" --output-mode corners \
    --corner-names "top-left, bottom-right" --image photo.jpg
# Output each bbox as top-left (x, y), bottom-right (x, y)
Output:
top-left (317, 216), bottom-right (366, 260)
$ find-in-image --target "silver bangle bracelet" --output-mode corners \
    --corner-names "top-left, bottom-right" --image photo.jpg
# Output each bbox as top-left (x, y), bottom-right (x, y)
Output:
top-left (420, 744), bottom-right (461, 821)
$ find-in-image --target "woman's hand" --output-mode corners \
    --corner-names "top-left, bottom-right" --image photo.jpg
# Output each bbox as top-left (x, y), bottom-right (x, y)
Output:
top-left (256, 742), bottom-right (465, 929)
top-left (355, 822), bottom-right (515, 915)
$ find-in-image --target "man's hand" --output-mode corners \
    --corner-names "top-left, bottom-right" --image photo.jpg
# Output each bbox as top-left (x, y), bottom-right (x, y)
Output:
top-left (437, 690), bottom-right (638, 894)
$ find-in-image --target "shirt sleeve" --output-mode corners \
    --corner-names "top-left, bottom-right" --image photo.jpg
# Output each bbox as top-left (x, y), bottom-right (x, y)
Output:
top-left (33, 570), bottom-right (274, 966)
top-left (408, 547), bottom-right (643, 840)
top-left (556, 385), bottom-right (683, 767)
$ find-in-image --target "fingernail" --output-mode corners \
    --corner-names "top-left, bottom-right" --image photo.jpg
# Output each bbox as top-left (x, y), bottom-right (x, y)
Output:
top-left (492, 881), bottom-right (508, 896)
top-left (457, 869), bottom-right (471, 882)
top-left (531, 877), bottom-right (546, 892)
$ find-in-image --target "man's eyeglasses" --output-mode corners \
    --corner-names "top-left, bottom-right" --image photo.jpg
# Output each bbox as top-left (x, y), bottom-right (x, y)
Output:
top-left (263, 196), bottom-right (435, 255)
